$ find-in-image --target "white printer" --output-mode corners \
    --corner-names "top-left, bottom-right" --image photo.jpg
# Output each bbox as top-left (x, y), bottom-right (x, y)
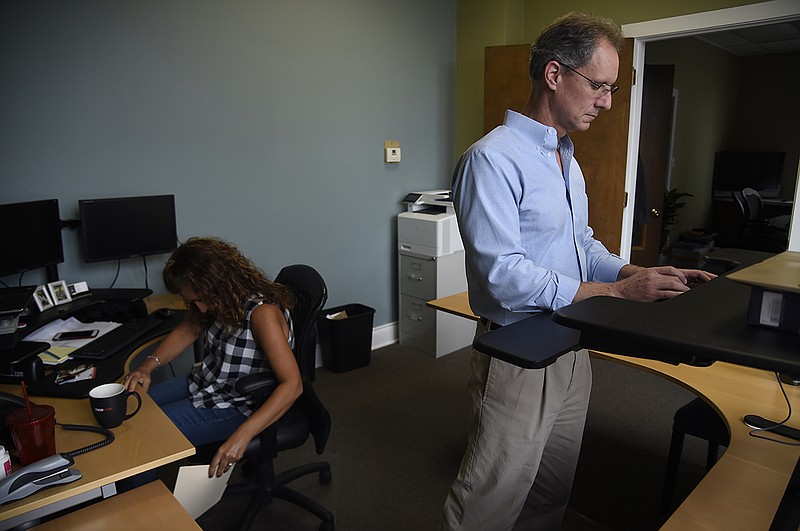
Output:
top-left (397, 190), bottom-right (472, 358)
top-left (398, 190), bottom-right (463, 257)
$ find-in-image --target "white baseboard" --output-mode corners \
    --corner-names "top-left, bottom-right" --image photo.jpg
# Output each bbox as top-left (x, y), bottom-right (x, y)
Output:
top-left (314, 321), bottom-right (398, 368)
top-left (371, 320), bottom-right (398, 350)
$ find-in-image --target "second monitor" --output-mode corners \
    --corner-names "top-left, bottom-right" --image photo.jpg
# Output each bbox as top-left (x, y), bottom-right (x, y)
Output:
top-left (79, 195), bottom-right (178, 263)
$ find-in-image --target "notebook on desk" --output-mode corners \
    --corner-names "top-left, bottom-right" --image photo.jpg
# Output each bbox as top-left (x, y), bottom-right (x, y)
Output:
top-left (727, 251), bottom-right (800, 294)
top-left (727, 251), bottom-right (800, 335)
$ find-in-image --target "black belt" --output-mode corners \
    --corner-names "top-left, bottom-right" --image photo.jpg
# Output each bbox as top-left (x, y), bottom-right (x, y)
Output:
top-left (479, 317), bottom-right (503, 331)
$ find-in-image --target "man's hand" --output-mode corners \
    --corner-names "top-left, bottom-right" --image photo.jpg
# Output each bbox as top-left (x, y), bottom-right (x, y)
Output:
top-left (614, 266), bottom-right (707, 301)
top-left (576, 266), bottom-right (716, 303)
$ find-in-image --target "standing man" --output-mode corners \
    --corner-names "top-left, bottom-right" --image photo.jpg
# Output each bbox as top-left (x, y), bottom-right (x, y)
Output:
top-left (442, 12), bottom-right (713, 531)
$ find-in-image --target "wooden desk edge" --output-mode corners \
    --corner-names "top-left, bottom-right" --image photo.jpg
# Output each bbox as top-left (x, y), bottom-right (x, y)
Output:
top-left (427, 292), bottom-right (478, 321)
top-left (31, 480), bottom-right (201, 530)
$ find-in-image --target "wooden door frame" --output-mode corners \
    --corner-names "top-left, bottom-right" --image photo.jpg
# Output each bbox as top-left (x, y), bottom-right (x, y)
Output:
top-left (619, 0), bottom-right (800, 259)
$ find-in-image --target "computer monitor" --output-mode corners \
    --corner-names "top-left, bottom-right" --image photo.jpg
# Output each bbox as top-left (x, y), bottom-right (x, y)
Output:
top-left (713, 151), bottom-right (785, 199)
top-left (0, 199), bottom-right (64, 278)
top-left (79, 195), bottom-right (178, 263)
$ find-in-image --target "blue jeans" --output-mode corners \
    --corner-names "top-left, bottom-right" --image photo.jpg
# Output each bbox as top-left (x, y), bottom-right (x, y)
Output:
top-left (149, 375), bottom-right (247, 447)
top-left (119, 376), bottom-right (247, 491)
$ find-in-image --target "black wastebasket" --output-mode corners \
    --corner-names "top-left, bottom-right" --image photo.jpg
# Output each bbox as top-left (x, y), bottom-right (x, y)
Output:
top-left (318, 303), bottom-right (375, 373)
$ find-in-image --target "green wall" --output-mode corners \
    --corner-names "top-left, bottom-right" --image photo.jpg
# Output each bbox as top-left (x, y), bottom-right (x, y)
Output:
top-left (455, 0), bottom-right (770, 154)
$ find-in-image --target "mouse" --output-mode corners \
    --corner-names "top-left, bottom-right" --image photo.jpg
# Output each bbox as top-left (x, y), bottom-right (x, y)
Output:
top-left (153, 308), bottom-right (175, 319)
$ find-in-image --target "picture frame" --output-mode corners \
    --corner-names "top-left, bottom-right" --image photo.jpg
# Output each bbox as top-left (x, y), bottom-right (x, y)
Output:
top-left (34, 285), bottom-right (55, 312)
top-left (47, 280), bottom-right (72, 306)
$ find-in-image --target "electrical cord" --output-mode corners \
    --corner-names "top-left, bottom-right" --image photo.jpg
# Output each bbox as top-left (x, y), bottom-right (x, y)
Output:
top-left (746, 372), bottom-right (800, 447)
top-left (108, 260), bottom-right (121, 289)
top-left (57, 423), bottom-right (115, 457)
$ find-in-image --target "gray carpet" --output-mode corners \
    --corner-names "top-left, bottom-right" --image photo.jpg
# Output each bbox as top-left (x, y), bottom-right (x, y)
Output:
top-left (193, 344), bottom-right (713, 530)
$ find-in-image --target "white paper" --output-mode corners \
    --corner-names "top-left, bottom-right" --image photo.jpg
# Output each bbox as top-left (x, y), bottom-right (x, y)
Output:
top-left (173, 464), bottom-right (235, 519)
top-left (25, 317), bottom-right (121, 348)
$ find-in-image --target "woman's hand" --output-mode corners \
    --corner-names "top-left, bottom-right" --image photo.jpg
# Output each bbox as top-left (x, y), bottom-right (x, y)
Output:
top-left (122, 317), bottom-right (200, 393)
top-left (123, 366), bottom-right (153, 392)
top-left (208, 426), bottom-right (256, 478)
top-left (205, 304), bottom-right (302, 478)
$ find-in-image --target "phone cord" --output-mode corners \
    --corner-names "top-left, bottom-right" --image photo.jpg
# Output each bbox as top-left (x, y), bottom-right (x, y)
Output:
top-left (57, 423), bottom-right (115, 458)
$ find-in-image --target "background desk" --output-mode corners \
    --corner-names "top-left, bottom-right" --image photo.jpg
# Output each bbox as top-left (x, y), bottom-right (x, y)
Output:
top-left (32, 480), bottom-right (200, 531)
top-left (427, 291), bottom-right (800, 530)
top-left (0, 384), bottom-right (194, 530)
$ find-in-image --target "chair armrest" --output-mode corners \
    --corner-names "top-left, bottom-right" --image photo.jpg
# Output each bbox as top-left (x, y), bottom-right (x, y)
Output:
top-left (235, 372), bottom-right (279, 396)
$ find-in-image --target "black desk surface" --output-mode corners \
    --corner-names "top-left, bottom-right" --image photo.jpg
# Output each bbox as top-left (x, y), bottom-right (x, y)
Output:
top-left (25, 310), bottom-right (183, 398)
top-left (0, 289), bottom-right (182, 398)
top-left (473, 249), bottom-right (796, 373)
top-left (473, 313), bottom-right (580, 369)
top-left (553, 274), bottom-right (800, 374)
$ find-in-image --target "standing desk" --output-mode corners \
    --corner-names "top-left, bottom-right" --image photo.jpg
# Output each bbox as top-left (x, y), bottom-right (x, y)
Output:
top-left (427, 287), bottom-right (800, 530)
top-left (0, 355), bottom-right (195, 529)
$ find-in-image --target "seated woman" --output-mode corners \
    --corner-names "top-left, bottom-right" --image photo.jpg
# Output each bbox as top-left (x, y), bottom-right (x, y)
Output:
top-left (124, 237), bottom-right (302, 478)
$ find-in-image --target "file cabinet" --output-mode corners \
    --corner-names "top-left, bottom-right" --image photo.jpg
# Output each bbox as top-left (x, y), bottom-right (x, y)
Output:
top-left (398, 251), bottom-right (474, 357)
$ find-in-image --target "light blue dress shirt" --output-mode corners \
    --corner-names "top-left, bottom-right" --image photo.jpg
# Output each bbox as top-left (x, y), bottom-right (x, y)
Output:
top-left (452, 110), bottom-right (627, 326)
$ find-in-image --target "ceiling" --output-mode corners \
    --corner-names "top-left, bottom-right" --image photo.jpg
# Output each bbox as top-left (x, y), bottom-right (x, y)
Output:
top-left (695, 19), bottom-right (800, 56)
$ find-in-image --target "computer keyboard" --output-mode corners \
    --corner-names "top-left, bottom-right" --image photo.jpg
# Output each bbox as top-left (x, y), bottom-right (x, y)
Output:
top-left (69, 316), bottom-right (163, 361)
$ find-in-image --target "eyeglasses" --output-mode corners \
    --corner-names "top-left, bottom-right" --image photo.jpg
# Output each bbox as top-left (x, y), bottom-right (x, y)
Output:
top-left (560, 63), bottom-right (620, 96)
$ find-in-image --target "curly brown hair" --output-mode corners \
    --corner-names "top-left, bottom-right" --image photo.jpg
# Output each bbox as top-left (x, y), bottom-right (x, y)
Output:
top-left (163, 237), bottom-right (294, 329)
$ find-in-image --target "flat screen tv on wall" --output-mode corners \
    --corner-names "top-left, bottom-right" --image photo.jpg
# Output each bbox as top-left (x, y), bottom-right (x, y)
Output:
top-left (712, 151), bottom-right (785, 199)
top-left (79, 195), bottom-right (178, 263)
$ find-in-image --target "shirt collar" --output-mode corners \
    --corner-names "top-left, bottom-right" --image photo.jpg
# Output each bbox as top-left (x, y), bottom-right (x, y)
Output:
top-left (504, 109), bottom-right (565, 155)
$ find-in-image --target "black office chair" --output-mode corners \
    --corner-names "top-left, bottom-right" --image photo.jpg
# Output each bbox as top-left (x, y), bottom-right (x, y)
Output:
top-left (730, 188), bottom-right (788, 252)
top-left (660, 397), bottom-right (730, 514)
top-left (213, 264), bottom-right (334, 530)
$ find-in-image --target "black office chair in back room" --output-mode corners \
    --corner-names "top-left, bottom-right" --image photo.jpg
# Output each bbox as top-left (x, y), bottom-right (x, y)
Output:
top-left (208, 264), bottom-right (334, 531)
top-left (730, 188), bottom-right (789, 252)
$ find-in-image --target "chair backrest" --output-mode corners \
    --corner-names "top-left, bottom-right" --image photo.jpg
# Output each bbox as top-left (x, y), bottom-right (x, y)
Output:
top-left (741, 187), bottom-right (764, 221)
top-left (274, 264), bottom-right (331, 454)
top-left (275, 264), bottom-right (328, 378)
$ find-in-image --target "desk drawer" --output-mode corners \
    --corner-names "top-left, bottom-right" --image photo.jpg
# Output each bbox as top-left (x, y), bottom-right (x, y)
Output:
top-left (399, 254), bottom-right (437, 300)
top-left (399, 294), bottom-right (435, 354)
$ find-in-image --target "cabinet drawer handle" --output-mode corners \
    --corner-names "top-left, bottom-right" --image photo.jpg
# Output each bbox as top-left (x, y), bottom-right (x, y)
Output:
top-left (407, 274), bottom-right (424, 282)
top-left (408, 313), bottom-right (423, 321)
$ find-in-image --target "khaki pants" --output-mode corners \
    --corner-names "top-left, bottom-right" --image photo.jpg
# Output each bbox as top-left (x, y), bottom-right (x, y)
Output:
top-left (442, 321), bottom-right (592, 531)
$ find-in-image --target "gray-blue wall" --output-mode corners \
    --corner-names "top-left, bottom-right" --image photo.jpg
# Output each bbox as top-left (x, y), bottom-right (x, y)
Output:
top-left (1, 1), bottom-right (457, 328)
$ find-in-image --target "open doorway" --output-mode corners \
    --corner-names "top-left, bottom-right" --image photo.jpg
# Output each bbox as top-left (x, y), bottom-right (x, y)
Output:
top-left (620, 0), bottom-right (800, 262)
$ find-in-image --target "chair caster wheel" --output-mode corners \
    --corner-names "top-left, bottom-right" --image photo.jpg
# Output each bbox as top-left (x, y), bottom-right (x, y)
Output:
top-left (319, 469), bottom-right (332, 484)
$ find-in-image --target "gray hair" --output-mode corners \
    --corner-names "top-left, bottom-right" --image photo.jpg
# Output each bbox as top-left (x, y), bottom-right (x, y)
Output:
top-left (529, 12), bottom-right (623, 80)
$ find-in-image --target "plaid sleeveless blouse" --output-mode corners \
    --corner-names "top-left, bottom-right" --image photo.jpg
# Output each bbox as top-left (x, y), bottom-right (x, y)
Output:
top-left (188, 297), bottom-right (294, 415)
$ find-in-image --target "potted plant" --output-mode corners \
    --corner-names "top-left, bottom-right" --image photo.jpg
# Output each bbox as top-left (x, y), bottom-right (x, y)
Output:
top-left (660, 188), bottom-right (693, 256)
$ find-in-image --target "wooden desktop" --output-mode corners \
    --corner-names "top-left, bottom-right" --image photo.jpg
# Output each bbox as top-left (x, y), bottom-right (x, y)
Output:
top-left (427, 290), bottom-right (800, 530)
top-left (32, 481), bottom-right (200, 531)
top-left (0, 371), bottom-right (195, 529)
